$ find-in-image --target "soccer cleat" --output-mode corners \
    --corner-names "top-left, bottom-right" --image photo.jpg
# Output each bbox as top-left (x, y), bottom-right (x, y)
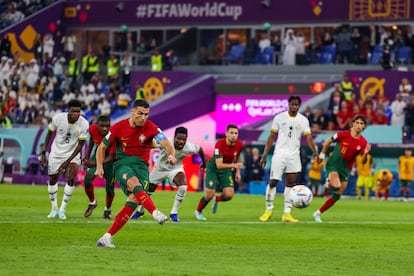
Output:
top-left (194, 210), bottom-right (207, 221)
top-left (130, 211), bottom-right (144, 220)
top-left (96, 234), bottom-right (115, 248)
top-left (84, 202), bottom-right (98, 217)
top-left (313, 211), bottom-right (322, 223)
top-left (152, 210), bottom-right (168, 224)
top-left (58, 210), bottom-right (67, 220)
top-left (259, 210), bottom-right (272, 222)
top-left (281, 213), bottom-right (299, 223)
top-left (169, 213), bottom-right (180, 222)
top-left (103, 210), bottom-right (111, 220)
top-left (211, 196), bottom-right (218, 214)
top-left (47, 209), bottom-right (58, 218)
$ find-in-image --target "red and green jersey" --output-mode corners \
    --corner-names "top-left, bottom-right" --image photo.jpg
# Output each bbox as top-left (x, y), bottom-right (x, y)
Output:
top-left (208, 138), bottom-right (244, 168)
top-left (89, 124), bottom-right (115, 155)
top-left (329, 130), bottom-right (368, 170)
top-left (103, 119), bottom-right (162, 164)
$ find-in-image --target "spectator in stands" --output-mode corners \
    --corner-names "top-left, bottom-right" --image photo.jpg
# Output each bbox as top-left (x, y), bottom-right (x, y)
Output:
top-left (390, 93), bottom-right (407, 126)
top-left (243, 147), bottom-right (264, 185)
top-left (283, 29), bottom-right (296, 65)
top-left (374, 105), bottom-right (388, 125)
top-left (243, 38), bottom-right (259, 65)
top-left (52, 52), bottom-right (65, 82)
top-left (0, 34), bottom-right (11, 57)
top-left (82, 50), bottom-right (99, 82)
top-left (351, 28), bottom-right (362, 64)
top-left (327, 89), bottom-right (344, 130)
top-left (336, 25), bottom-right (352, 64)
top-left (295, 32), bottom-right (306, 65)
top-left (97, 97), bottom-right (111, 116)
top-left (322, 31), bottom-right (334, 46)
top-left (61, 33), bottom-right (77, 64)
top-left (258, 32), bottom-right (271, 53)
top-left (403, 94), bottom-right (414, 141)
top-left (339, 74), bottom-right (354, 101)
top-left (106, 53), bottom-right (119, 83)
top-left (399, 77), bottom-right (412, 102)
top-left (42, 33), bottom-right (55, 62)
top-left (336, 101), bottom-right (351, 130)
top-left (26, 58), bottom-right (40, 88)
top-left (151, 49), bottom-right (162, 72)
top-left (309, 108), bottom-right (328, 132)
top-left (368, 25), bottom-right (380, 56)
top-left (33, 33), bottom-right (43, 63)
top-left (405, 25), bottom-right (414, 64)
top-left (120, 53), bottom-right (133, 86)
top-left (361, 101), bottom-right (377, 125)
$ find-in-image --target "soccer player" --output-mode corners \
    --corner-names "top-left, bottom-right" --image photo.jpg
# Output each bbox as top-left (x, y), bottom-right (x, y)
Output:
top-left (398, 148), bottom-right (414, 201)
top-left (375, 169), bottom-right (393, 200)
top-left (194, 124), bottom-right (244, 221)
top-left (313, 114), bottom-right (370, 223)
top-left (82, 115), bottom-right (116, 219)
top-left (259, 95), bottom-right (318, 223)
top-left (96, 99), bottom-right (176, 248)
top-left (355, 152), bottom-right (375, 200)
top-left (40, 99), bottom-right (89, 220)
top-left (308, 157), bottom-right (326, 197)
top-left (131, 126), bottom-right (206, 222)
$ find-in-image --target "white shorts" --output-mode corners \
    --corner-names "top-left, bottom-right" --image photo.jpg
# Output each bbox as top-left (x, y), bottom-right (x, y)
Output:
top-left (150, 168), bottom-right (184, 188)
top-left (270, 154), bottom-right (301, 181)
top-left (48, 153), bottom-right (81, 175)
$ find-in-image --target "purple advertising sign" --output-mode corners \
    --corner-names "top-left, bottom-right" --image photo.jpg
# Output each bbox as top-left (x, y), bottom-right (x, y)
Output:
top-left (61, 0), bottom-right (387, 26)
top-left (346, 70), bottom-right (414, 101)
top-left (216, 94), bottom-right (312, 134)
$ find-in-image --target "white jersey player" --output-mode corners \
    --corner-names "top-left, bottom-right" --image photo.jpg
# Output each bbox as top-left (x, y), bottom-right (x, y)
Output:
top-left (131, 126), bottom-right (206, 222)
top-left (40, 100), bottom-right (89, 220)
top-left (259, 96), bottom-right (319, 223)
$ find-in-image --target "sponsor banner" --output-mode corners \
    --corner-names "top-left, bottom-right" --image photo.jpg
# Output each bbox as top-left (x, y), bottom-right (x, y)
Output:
top-left (216, 94), bottom-right (312, 134)
top-left (346, 70), bottom-right (414, 101)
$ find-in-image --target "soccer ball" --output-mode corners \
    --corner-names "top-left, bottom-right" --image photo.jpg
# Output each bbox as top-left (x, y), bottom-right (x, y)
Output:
top-left (287, 185), bottom-right (313, 208)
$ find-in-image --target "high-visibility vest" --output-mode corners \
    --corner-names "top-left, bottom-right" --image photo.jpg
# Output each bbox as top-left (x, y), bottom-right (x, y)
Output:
top-left (340, 81), bottom-right (353, 100)
top-left (87, 56), bottom-right (99, 73)
top-left (135, 88), bottom-right (145, 100)
top-left (151, 55), bottom-right (162, 72)
top-left (68, 58), bottom-right (79, 77)
top-left (107, 59), bottom-right (119, 77)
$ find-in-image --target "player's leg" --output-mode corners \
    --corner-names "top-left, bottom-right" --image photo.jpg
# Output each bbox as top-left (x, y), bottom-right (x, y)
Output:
top-left (103, 164), bottom-right (115, 219)
top-left (84, 167), bottom-right (98, 217)
top-left (281, 172), bottom-right (299, 223)
top-left (59, 162), bottom-right (80, 219)
top-left (130, 182), bottom-right (157, 219)
top-left (363, 177), bottom-right (371, 200)
top-left (313, 171), bottom-right (344, 222)
top-left (260, 156), bottom-right (284, 222)
top-left (46, 156), bottom-right (61, 218)
top-left (211, 170), bottom-right (234, 214)
top-left (47, 173), bottom-right (60, 218)
top-left (194, 168), bottom-right (217, 220)
top-left (170, 172), bottom-right (187, 222)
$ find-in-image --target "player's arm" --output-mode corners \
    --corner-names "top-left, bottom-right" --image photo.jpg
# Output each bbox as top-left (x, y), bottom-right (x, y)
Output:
top-left (95, 140), bottom-right (108, 178)
top-left (157, 134), bottom-right (176, 164)
top-left (40, 129), bottom-right (54, 166)
top-left (215, 157), bottom-right (243, 170)
top-left (318, 134), bottom-right (336, 162)
top-left (305, 132), bottom-right (319, 161)
top-left (260, 130), bottom-right (277, 167)
top-left (360, 144), bottom-right (371, 164)
top-left (58, 139), bottom-right (86, 173)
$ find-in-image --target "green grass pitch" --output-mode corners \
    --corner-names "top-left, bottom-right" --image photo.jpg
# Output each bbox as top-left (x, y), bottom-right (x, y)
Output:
top-left (1, 184), bottom-right (414, 275)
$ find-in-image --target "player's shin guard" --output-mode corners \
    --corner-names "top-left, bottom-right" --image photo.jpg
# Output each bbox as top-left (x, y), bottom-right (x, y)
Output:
top-left (133, 186), bottom-right (156, 214)
top-left (48, 183), bottom-right (58, 210)
top-left (265, 184), bottom-right (277, 211)
top-left (107, 202), bottom-right (136, 236)
top-left (196, 197), bottom-right (211, 212)
top-left (60, 184), bottom-right (75, 211)
top-left (283, 187), bottom-right (293, 214)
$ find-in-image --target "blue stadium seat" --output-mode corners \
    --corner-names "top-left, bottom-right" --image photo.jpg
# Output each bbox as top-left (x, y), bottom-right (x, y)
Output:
top-left (255, 46), bottom-right (274, 64)
top-left (319, 45), bottom-right (336, 64)
top-left (222, 45), bottom-right (245, 64)
top-left (370, 45), bottom-right (383, 65)
top-left (396, 46), bottom-right (411, 64)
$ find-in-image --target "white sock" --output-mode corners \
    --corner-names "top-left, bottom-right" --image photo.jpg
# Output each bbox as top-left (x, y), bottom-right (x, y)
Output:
top-left (171, 185), bottom-right (187, 214)
top-left (48, 184), bottom-right (58, 210)
top-left (265, 184), bottom-right (276, 211)
top-left (283, 187), bottom-right (293, 214)
top-left (60, 184), bottom-right (75, 211)
top-left (137, 204), bottom-right (145, 213)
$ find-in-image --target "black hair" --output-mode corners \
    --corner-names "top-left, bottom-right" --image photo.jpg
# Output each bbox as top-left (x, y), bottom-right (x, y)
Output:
top-left (226, 124), bottom-right (238, 131)
top-left (288, 95), bottom-right (302, 105)
top-left (175, 126), bottom-right (188, 136)
top-left (67, 99), bottom-right (82, 109)
top-left (352, 114), bottom-right (367, 125)
top-left (133, 99), bottom-right (150, 108)
top-left (97, 115), bottom-right (110, 123)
